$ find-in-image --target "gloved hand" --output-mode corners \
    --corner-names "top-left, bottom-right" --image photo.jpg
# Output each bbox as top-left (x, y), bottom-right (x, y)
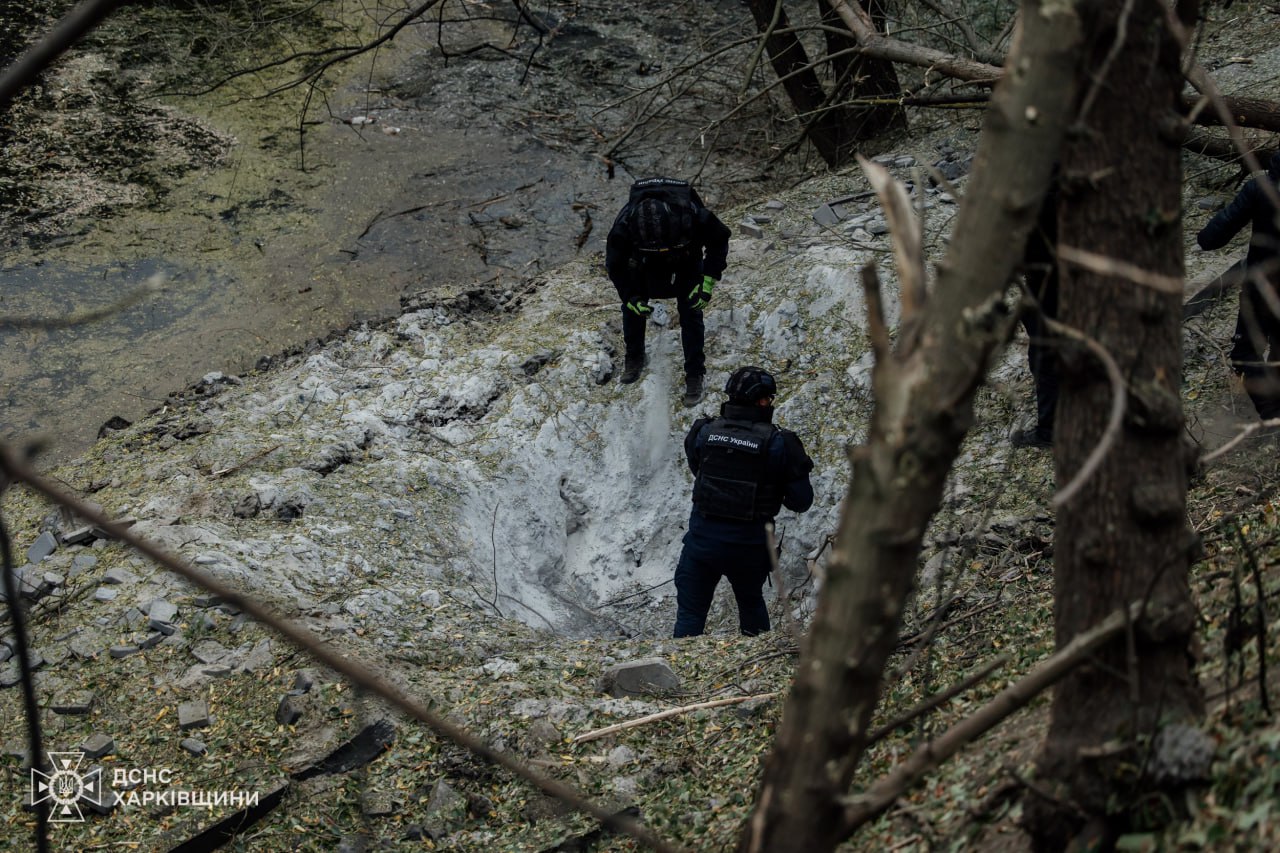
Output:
top-left (625, 298), bottom-right (653, 318)
top-left (688, 275), bottom-right (715, 310)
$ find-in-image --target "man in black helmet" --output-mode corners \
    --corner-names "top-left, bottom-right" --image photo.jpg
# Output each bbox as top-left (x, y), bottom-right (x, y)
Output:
top-left (1197, 151), bottom-right (1280, 422)
top-left (673, 366), bottom-right (814, 638)
top-left (605, 176), bottom-right (732, 406)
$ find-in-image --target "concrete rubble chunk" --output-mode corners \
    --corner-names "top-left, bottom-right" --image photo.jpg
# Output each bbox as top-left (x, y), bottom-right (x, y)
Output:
top-left (149, 599), bottom-right (179, 630)
top-left (102, 567), bottom-right (138, 585)
top-left (80, 733), bottom-right (115, 759)
top-left (60, 527), bottom-right (96, 546)
top-left (812, 203), bottom-right (841, 227)
top-left (191, 640), bottom-right (229, 665)
top-left (276, 695), bottom-right (304, 726)
top-left (597, 657), bottom-right (681, 698)
top-left (68, 637), bottom-right (101, 660)
top-left (180, 738), bottom-right (208, 756)
top-left (91, 517), bottom-right (136, 541)
top-left (178, 700), bottom-right (211, 730)
top-left (68, 554), bottom-right (98, 578)
top-left (51, 691), bottom-right (96, 715)
top-left (26, 531), bottom-right (58, 564)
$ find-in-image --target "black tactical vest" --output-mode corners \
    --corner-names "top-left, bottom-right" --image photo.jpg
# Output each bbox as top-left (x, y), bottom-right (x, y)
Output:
top-left (692, 418), bottom-right (783, 521)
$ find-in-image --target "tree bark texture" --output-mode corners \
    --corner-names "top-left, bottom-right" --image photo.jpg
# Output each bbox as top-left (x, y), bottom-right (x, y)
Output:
top-left (746, 0), bottom-right (854, 166)
top-left (816, 0), bottom-right (908, 144)
top-left (746, 0), bottom-right (905, 166)
top-left (1027, 0), bottom-right (1204, 847)
top-left (738, 3), bottom-right (1084, 851)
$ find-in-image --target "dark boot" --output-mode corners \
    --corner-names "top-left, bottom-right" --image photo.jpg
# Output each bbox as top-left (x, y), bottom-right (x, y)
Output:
top-left (1010, 426), bottom-right (1053, 449)
top-left (619, 354), bottom-right (644, 385)
top-left (682, 373), bottom-right (705, 407)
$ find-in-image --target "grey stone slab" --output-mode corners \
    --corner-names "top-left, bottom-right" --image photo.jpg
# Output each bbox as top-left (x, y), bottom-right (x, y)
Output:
top-left (201, 665), bottom-right (233, 679)
top-left (178, 700), bottom-right (210, 730)
top-left (812, 203), bottom-right (841, 227)
top-left (69, 555), bottom-right (98, 578)
top-left (192, 593), bottom-right (223, 608)
top-left (149, 599), bottom-right (178, 627)
top-left (26, 531), bottom-right (58, 564)
top-left (597, 657), bottom-right (681, 698)
top-left (738, 221), bottom-right (764, 239)
top-left (93, 587), bottom-right (119, 603)
top-left (50, 691), bottom-right (95, 715)
top-left (60, 526), bottom-right (97, 546)
top-left (68, 637), bottom-right (102, 660)
top-left (79, 733), bottom-right (115, 759)
top-left (108, 645), bottom-right (139, 659)
top-left (102, 567), bottom-right (137, 585)
top-left (191, 640), bottom-right (228, 665)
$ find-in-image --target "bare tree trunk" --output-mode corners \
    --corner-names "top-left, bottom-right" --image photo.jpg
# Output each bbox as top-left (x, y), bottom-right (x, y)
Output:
top-left (1024, 0), bottom-right (1204, 848)
top-left (745, 0), bottom-right (855, 166)
top-left (817, 0), bottom-right (907, 142)
top-left (737, 2), bottom-right (1084, 851)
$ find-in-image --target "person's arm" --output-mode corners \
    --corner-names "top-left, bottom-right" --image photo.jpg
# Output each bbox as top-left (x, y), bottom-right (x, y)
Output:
top-left (685, 418), bottom-right (711, 475)
top-left (605, 215), bottom-right (638, 301)
top-left (696, 207), bottom-right (732, 281)
top-left (1197, 181), bottom-right (1258, 251)
top-left (778, 431), bottom-right (814, 513)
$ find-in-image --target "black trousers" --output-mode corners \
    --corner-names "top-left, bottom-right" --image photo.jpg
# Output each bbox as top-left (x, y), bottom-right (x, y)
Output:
top-left (1020, 250), bottom-right (1060, 440)
top-left (621, 290), bottom-right (706, 377)
top-left (1231, 273), bottom-right (1280, 419)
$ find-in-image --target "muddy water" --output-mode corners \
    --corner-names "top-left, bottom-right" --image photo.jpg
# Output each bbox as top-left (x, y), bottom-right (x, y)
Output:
top-left (0, 69), bottom-right (618, 462)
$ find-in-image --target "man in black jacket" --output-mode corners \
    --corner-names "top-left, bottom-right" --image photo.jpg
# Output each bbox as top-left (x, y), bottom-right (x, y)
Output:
top-left (1198, 152), bottom-right (1280, 420)
top-left (673, 366), bottom-right (814, 638)
top-left (606, 177), bottom-right (732, 407)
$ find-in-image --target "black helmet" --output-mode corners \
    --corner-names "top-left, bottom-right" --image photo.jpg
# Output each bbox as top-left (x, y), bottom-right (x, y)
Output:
top-left (631, 197), bottom-right (678, 253)
top-left (725, 366), bottom-right (777, 402)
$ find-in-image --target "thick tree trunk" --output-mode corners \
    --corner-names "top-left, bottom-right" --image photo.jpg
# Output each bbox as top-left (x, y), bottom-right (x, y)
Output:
top-left (817, 0), bottom-right (907, 143)
top-left (737, 2), bottom-right (1083, 851)
top-left (1025, 0), bottom-right (1204, 848)
top-left (745, 0), bottom-right (854, 166)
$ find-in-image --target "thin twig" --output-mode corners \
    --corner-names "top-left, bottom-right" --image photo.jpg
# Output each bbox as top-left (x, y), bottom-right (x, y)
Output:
top-left (1041, 317), bottom-right (1126, 508)
top-left (572, 693), bottom-right (778, 745)
top-left (1201, 417), bottom-right (1280, 464)
top-left (867, 654), bottom-right (1009, 744)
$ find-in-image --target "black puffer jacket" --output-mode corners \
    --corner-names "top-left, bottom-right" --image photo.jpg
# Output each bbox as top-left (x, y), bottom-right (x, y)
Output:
top-left (1197, 152), bottom-right (1280, 268)
top-left (605, 193), bottom-right (731, 303)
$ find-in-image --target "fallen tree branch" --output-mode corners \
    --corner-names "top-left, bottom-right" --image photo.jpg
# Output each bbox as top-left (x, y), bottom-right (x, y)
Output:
top-left (572, 693), bottom-right (778, 745)
top-left (839, 601), bottom-right (1144, 835)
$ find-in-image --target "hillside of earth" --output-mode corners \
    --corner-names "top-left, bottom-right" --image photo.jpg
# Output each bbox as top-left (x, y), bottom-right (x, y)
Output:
top-left (2, 1), bottom-right (1280, 851)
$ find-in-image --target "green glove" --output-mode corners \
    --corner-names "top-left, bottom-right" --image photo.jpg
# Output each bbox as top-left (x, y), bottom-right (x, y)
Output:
top-left (625, 299), bottom-right (653, 318)
top-left (688, 275), bottom-right (715, 310)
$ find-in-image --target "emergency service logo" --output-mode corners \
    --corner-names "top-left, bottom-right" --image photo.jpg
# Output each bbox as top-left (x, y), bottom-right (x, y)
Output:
top-left (28, 750), bottom-right (261, 824)
top-left (30, 752), bottom-right (105, 822)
